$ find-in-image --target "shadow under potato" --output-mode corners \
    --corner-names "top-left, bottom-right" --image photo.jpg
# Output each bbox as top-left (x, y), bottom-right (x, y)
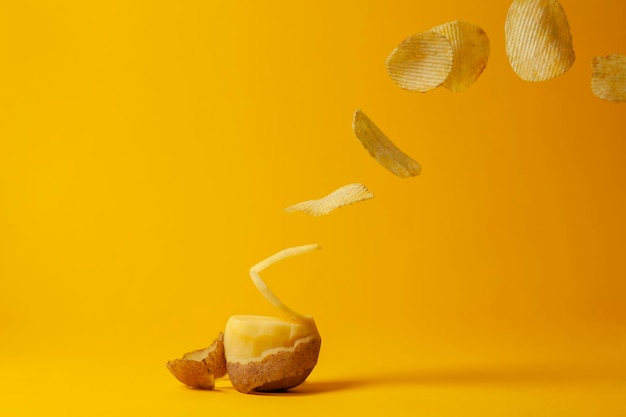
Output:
top-left (259, 362), bottom-right (626, 396)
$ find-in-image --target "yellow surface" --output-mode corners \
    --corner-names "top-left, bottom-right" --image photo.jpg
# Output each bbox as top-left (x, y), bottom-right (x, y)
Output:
top-left (1, 0), bottom-right (625, 415)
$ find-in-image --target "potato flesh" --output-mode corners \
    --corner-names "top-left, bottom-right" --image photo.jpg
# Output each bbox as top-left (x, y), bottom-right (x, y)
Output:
top-left (182, 346), bottom-right (214, 361)
top-left (224, 315), bottom-right (319, 365)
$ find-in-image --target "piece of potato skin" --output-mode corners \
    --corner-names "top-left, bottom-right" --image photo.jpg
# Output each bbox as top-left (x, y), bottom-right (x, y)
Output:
top-left (166, 332), bottom-right (227, 389)
top-left (166, 359), bottom-right (215, 390)
top-left (202, 332), bottom-right (227, 378)
top-left (227, 336), bottom-right (321, 394)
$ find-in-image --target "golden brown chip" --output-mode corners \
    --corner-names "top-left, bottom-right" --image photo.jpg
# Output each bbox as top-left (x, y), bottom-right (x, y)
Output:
top-left (352, 109), bottom-right (421, 178)
top-left (505, 0), bottom-right (575, 81)
top-left (284, 183), bottom-right (374, 217)
top-left (431, 20), bottom-right (490, 92)
top-left (166, 359), bottom-right (215, 390)
top-left (385, 31), bottom-right (453, 92)
top-left (591, 54), bottom-right (626, 103)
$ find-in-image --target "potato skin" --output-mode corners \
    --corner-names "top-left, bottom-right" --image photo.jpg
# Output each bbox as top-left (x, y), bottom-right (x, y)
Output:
top-left (166, 332), bottom-right (227, 389)
top-left (166, 359), bottom-right (215, 390)
top-left (227, 336), bottom-right (321, 394)
top-left (203, 332), bottom-right (227, 378)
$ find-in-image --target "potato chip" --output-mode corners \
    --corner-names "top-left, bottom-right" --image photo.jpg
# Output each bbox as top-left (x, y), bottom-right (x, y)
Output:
top-left (431, 20), bottom-right (490, 92)
top-left (385, 31), bottom-right (453, 92)
top-left (505, 0), bottom-right (575, 81)
top-left (285, 183), bottom-right (374, 217)
top-left (352, 109), bottom-right (421, 178)
top-left (591, 54), bottom-right (626, 103)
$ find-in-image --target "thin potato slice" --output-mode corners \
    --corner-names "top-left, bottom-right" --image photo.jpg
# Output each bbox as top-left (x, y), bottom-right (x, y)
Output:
top-left (285, 183), bottom-right (374, 217)
top-left (385, 31), bottom-right (453, 92)
top-left (505, 0), bottom-right (575, 81)
top-left (352, 109), bottom-right (421, 178)
top-left (591, 54), bottom-right (626, 103)
top-left (431, 20), bottom-right (490, 92)
top-left (248, 244), bottom-right (320, 324)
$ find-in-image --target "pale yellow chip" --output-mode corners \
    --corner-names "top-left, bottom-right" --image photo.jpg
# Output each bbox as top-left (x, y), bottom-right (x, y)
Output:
top-left (505, 0), bottom-right (575, 82)
top-left (591, 54), bottom-right (626, 103)
top-left (385, 31), bottom-right (453, 92)
top-left (285, 183), bottom-right (374, 217)
top-left (431, 20), bottom-right (490, 93)
top-left (352, 109), bottom-right (421, 178)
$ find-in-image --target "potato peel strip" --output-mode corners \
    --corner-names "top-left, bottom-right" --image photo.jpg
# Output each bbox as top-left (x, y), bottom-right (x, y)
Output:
top-left (249, 244), bottom-right (321, 324)
top-left (285, 183), bottom-right (374, 216)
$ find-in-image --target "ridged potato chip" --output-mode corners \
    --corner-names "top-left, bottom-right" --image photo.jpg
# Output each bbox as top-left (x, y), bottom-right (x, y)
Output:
top-left (431, 20), bottom-right (490, 92)
top-left (505, 0), bottom-right (575, 82)
top-left (285, 183), bottom-right (374, 217)
top-left (352, 109), bottom-right (421, 178)
top-left (591, 54), bottom-right (626, 103)
top-left (385, 31), bottom-right (453, 92)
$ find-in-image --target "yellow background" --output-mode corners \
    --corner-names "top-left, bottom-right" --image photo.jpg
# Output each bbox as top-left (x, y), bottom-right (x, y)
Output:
top-left (1, 0), bottom-right (625, 415)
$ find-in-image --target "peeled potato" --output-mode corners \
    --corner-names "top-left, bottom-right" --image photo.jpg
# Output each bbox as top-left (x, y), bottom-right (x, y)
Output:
top-left (385, 31), bottom-right (454, 92)
top-left (431, 20), bottom-right (490, 92)
top-left (224, 315), bottom-right (321, 393)
top-left (505, 0), bottom-right (575, 81)
top-left (224, 244), bottom-right (322, 394)
top-left (591, 54), bottom-right (626, 103)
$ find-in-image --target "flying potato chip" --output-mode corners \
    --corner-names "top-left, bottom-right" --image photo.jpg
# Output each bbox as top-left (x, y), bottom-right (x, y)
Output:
top-left (591, 54), bottom-right (626, 103)
top-left (505, 0), bottom-right (575, 82)
top-left (285, 183), bottom-right (374, 217)
top-left (431, 20), bottom-right (490, 92)
top-left (352, 109), bottom-right (421, 178)
top-left (385, 31), bottom-right (454, 92)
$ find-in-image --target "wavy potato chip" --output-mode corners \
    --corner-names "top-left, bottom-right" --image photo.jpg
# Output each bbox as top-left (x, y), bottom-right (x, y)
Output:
top-left (385, 31), bottom-right (453, 92)
top-left (352, 109), bottom-right (421, 178)
top-left (591, 54), bottom-right (626, 103)
top-left (431, 20), bottom-right (490, 92)
top-left (285, 183), bottom-right (374, 217)
top-left (505, 0), bottom-right (575, 81)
